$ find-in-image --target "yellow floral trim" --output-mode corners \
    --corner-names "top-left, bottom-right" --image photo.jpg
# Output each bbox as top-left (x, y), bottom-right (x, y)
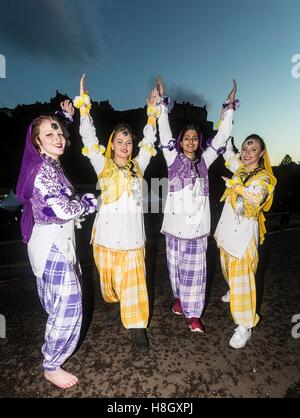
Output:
top-left (138, 141), bottom-right (157, 156)
top-left (226, 177), bottom-right (243, 188)
top-left (82, 146), bottom-right (89, 156)
top-left (82, 144), bottom-right (106, 157)
top-left (147, 105), bottom-right (161, 118)
top-left (98, 157), bottom-right (143, 205)
top-left (74, 93), bottom-right (91, 109)
top-left (147, 115), bottom-right (157, 126)
top-left (80, 107), bottom-right (90, 116)
top-left (225, 155), bottom-right (242, 172)
top-left (92, 144), bottom-right (106, 154)
top-left (215, 119), bottom-right (222, 130)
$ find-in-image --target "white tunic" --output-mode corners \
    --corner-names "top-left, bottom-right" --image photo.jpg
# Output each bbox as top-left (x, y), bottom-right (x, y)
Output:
top-left (158, 105), bottom-right (234, 239)
top-left (214, 201), bottom-right (258, 258)
top-left (80, 115), bottom-right (157, 250)
top-left (28, 221), bottom-right (76, 278)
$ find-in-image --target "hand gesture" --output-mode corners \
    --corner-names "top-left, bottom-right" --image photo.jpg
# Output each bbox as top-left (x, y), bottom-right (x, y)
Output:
top-left (60, 99), bottom-right (74, 117)
top-left (227, 79), bottom-right (237, 102)
top-left (80, 73), bottom-right (87, 96)
top-left (147, 87), bottom-right (159, 107)
top-left (156, 77), bottom-right (164, 97)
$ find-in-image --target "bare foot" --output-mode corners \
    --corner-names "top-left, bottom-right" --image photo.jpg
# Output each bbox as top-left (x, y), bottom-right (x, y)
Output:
top-left (44, 367), bottom-right (79, 389)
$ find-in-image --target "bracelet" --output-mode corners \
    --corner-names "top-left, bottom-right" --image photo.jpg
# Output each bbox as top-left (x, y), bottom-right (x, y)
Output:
top-left (222, 99), bottom-right (240, 111)
top-left (54, 110), bottom-right (73, 125)
top-left (147, 105), bottom-right (161, 118)
top-left (73, 93), bottom-right (92, 110)
top-left (206, 136), bottom-right (232, 156)
top-left (157, 95), bottom-right (171, 106)
top-left (158, 139), bottom-right (177, 151)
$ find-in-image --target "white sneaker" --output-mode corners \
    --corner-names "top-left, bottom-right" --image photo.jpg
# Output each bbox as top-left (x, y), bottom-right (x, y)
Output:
top-left (229, 325), bottom-right (252, 349)
top-left (221, 290), bottom-right (230, 303)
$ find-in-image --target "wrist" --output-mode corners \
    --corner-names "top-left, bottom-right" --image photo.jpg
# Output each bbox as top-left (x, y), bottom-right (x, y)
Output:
top-left (223, 98), bottom-right (240, 111)
top-left (147, 105), bottom-right (161, 118)
top-left (147, 115), bottom-right (156, 126)
top-left (157, 95), bottom-right (171, 106)
top-left (74, 93), bottom-right (92, 112)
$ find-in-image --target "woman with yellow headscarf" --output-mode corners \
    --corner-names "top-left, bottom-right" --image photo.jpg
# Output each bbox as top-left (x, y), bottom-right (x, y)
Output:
top-left (214, 134), bottom-right (276, 349)
top-left (74, 74), bottom-right (159, 353)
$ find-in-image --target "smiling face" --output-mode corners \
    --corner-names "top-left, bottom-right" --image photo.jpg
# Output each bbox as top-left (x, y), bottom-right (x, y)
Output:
top-left (111, 127), bottom-right (133, 162)
top-left (241, 138), bottom-right (264, 171)
top-left (180, 129), bottom-right (200, 159)
top-left (35, 119), bottom-right (66, 159)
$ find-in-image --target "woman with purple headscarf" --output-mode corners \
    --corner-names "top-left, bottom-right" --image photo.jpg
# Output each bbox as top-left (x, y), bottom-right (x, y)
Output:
top-left (156, 79), bottom-right (238, 333)
top-left (16, 110), bottom-right (97, 389)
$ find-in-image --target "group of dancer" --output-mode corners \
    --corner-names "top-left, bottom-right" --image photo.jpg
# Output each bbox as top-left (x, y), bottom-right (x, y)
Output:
top-left (16, 75), bottom-right (276, 388)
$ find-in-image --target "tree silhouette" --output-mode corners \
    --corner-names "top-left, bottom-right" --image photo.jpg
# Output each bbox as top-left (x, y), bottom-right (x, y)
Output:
top-left (280, 154), bottom-right (293, 166)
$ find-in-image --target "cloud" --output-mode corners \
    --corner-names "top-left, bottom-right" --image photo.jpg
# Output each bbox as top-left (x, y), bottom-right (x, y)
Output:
top-left (168, 85), bottom-right (209, 108)
top-left (0, 0), bottom-right (106, 66)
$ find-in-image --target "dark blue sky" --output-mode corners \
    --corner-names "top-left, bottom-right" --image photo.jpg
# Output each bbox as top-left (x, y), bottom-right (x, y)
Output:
top-left (0, 0), bottom-right (299, 164)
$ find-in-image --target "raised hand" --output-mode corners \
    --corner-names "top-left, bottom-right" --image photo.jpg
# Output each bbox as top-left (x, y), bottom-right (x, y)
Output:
top-left (80, 73), bottom-right (86, 96)
top-left (156, 77), bottom-right (164, 97)
top-left (147, 87), bottom-right (159, 107)
top-left (228, 79), bottom-right (237, 102)
top-left (60, 100), bottom-right (74, 117)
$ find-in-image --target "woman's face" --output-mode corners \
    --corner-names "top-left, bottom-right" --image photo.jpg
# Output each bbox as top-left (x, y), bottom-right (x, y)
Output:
top-left (111, 129), bottom-right (133, 160)
top-left (37, 119), bottom-right (66, 159)
top-left (180, 129), bottom-right (199, 158)
top-left (241, 138), bottom-right (264, 170)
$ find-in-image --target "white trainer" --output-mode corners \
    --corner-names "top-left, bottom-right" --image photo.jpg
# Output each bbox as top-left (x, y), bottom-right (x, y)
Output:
top-left (229, 325), bottom-right (252, 349)
top-left (221, 290), bottom-right (230, 303)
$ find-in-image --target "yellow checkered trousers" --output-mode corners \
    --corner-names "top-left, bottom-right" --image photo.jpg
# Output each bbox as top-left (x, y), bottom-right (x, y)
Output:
top-left (220, 237), bottom-right (260, 328)
top-left (93, 244), bottom-right (149, 329)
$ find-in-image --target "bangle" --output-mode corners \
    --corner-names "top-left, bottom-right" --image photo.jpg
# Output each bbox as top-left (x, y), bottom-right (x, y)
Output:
top-left (157, 95), bottom-right (171, 106)
top-left (147, 105), bottom-right (161, 118)
top-left (206, 136), bottom-right (232, 156)
top-left (222, 99), bottom-right (240, 110)
top-left (74, 93), bottom-right (92, 110)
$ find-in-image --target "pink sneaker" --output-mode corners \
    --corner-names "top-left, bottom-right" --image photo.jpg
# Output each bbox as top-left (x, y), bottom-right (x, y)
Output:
top-left (172, 299), bottom-right (183, 315)
top-left (188, 317), bottom-right (205, 333)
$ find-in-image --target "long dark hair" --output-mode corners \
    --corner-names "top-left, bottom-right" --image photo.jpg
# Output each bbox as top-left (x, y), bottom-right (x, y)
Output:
top-left (178, 123), bottom-right (203, 158)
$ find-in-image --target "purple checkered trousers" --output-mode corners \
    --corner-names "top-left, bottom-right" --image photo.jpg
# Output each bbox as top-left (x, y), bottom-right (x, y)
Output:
top-left (166, 234), bottom-right (207, 318)
top-left (36, 244), bottom-right (82, 371)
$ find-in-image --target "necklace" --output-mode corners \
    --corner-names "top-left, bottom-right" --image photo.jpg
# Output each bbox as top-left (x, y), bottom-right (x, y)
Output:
top-left (239, 166), bottom-right (262, 184)
top-left (113, 158), bottom-right (131, 171)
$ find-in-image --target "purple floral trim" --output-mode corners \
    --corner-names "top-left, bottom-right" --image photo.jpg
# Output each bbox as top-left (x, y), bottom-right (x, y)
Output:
top-left (55, 109), bottom-right (73, 125)
top-left (31, 157), bottom-right (85, 224)
top-left (168, 153), bottom-right (209, 195)
top-left (157, 95), bottom-right (171, 106)
top-left (42, 207), bottom-right (56, 217)
top-left (222, 99), bottom-right (240, 111)
top-left (206, 136), bottom-right (232, 156)
top-left (158, 139), bottom-right (177, 151)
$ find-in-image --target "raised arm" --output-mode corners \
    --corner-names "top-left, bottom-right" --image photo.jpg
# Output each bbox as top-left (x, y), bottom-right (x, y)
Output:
top-left (156, 78), bottom-right (177, 166)
top-left (136, 87), bottom-right (159, 174)
top-left (75, 74), bottom-right (105, 177)
top-left (222, 137), bottom-right (242, 173)
top-left (203, 80), bottom-right (238, 169)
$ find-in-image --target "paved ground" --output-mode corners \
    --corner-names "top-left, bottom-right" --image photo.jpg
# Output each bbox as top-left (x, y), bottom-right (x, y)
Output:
top-left (0, 230), bottom-right (299, 398)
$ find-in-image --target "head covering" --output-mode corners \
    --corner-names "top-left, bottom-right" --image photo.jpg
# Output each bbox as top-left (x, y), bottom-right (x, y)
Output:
top-left (16, 124), bottom-right (43, 243)
top-left (104, 129), bottom-right (133, 160)
top-left (258, 149), bottom-right (277, 244)
top-left (104, 130), bottom-right (114, 158)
